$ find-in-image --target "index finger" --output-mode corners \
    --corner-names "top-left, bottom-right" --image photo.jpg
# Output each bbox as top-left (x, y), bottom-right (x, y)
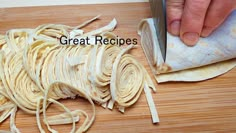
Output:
top-left (180, 0), bottom-right (211, 46)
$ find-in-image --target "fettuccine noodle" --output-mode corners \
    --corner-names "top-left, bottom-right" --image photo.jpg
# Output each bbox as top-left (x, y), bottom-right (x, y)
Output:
top-left (0, 16), bottom-right (159, 133)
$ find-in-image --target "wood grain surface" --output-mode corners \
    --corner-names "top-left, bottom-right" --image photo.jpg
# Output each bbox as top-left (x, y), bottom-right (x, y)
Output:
top-left (1, 3), bottom-right (236, 133)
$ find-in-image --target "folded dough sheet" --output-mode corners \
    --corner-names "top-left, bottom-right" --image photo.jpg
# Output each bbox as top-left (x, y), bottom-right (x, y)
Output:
top-left (138, 11), bottom-right (236, 83)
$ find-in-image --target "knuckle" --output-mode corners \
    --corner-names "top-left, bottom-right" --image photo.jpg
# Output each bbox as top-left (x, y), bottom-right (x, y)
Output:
top-left (203, 25), bottom-right (215, 31)
top-left (191, 0), bottom-right (209, 7)
top-left (215, 0), bottom-right (235, 11)
top-left (167, 0), bottom-right (184, 19)
top-left (167, 0), bottom-right (184, 8)
top-left (186, 0), bottom-right (210, 17)
top-left (188, 0), bottom-right (209, 10)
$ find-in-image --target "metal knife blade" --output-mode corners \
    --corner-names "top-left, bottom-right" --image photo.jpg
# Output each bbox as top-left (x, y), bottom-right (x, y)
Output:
top-left (149, 0), bottom-right (167, 62)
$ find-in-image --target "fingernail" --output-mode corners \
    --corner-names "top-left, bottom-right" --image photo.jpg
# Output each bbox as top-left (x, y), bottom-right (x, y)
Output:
top-left (182, 32), bottom-right (199, 46)
top-left (201, 27), bottom-right (212, 37)
top-left (170, 20), bottom-right (180, 36)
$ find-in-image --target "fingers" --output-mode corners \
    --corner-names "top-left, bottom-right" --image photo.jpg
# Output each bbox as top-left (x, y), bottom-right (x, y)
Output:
top-left (180, 0), bottom-right (211, 46)
top-left (201, 0), bottom-right (236, 37)
top-left (166, 0), bottom-right (185, 36)
top-left (166, 0), bottom-right (236, 46)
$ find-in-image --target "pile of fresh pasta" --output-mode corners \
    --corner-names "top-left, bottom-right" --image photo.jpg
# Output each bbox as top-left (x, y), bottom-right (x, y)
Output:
top-left (0, 16), bottom-right (158, 133)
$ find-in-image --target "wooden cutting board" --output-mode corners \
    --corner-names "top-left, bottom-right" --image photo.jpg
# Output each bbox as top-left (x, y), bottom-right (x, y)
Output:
top-left (1, 2), bottom-right (236, 133)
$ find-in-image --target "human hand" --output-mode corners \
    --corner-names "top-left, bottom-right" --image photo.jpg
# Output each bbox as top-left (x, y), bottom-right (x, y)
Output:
top-left (167, 0), bottom-right (236, 46)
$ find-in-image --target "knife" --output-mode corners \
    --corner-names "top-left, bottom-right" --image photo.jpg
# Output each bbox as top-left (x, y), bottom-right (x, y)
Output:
top-left (149, 0), bottom-right (167, 62)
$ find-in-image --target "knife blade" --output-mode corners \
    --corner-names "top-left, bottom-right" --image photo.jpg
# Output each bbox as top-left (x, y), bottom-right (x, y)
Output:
top-left (149, 0), bottom-right (167, 62)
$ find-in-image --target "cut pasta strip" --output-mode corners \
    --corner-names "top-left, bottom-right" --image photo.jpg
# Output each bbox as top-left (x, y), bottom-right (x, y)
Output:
top-left (47, 110), bottom-right (80, 125)
top-left (144, 82), bottom-right (159, 123)
top-left (83, 19), bottom-right (117, 37)
top-left (66, 56), bottom-right (86, 66)
top-left (10, 106), bottom-right (20, 133)
top-left (72, 15), bottom-right (101, 30)
top-left (107, 99), bottom-right (115, 110)
top-left (0, 100), bottom-right (15, 123)
top-left (34, 24), bottom-right (70, 42)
